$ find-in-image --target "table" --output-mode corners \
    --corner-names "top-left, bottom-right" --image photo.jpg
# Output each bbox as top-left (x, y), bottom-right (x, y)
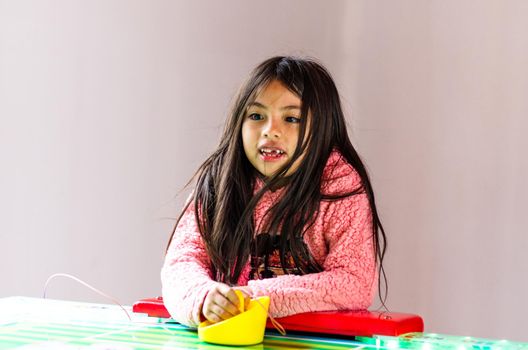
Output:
top-left (1, 297), bottom-right (526, 349)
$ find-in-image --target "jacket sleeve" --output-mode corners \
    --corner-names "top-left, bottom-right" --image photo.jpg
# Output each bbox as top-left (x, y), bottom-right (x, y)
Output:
top-left (245, 192), bottom-right (378, 317)
top-left (161, 201), bottom-right (219, 327)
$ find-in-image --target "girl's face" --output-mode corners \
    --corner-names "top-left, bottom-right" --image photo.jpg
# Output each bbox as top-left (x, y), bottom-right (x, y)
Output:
top-left (242, 80), bottom-right (308, 178)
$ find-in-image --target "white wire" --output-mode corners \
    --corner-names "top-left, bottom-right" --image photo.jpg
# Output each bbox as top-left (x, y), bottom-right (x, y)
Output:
top-left (43, 273), bottom-right (132, 321)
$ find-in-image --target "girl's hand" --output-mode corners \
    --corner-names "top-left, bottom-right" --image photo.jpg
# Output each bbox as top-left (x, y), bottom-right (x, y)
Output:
top-left (201, 284), bottom-right (246, 323)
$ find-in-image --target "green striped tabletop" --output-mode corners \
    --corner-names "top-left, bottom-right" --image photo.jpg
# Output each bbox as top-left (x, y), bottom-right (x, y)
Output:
top-left (1, 297), bottom-right (526, 349)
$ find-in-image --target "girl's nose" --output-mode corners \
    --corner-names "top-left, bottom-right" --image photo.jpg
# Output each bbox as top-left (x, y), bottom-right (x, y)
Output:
top-left (263, 118), bottom-right (281, 138)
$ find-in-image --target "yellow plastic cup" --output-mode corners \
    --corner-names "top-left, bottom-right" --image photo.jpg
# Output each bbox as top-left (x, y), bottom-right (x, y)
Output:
top-left (198, 290), bottom-right (270, 346)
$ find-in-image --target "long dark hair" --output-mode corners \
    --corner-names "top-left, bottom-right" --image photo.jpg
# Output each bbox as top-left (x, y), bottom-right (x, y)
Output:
top-left (167, 56), bottom-right (387, 302)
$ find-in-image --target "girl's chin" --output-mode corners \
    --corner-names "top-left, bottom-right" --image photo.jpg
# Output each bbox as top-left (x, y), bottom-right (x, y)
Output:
top-left (257, 163), bottom-right (282, 175)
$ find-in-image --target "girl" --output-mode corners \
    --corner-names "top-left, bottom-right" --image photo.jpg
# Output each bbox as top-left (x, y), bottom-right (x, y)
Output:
top-left (161, 56), bottom-right (387, 327)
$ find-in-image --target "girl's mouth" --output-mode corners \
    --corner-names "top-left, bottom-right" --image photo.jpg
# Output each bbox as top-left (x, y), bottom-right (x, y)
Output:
top-left (259, 148), bottom-right (285, 161)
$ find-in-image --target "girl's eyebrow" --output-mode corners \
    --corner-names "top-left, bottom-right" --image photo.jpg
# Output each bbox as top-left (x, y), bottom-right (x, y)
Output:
top-left (248, 102), bottom-right (301, 111)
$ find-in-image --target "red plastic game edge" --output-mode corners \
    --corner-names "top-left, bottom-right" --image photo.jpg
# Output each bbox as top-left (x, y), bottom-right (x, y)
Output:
top-left (132, 297), bottom-right (424, 337)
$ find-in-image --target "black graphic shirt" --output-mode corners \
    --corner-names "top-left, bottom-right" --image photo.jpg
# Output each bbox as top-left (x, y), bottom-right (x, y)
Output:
top-left (249, 233), bottom-right (302, 279)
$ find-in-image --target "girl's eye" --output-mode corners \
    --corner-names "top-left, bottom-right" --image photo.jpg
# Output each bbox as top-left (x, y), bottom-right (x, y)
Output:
top-left (248, 113), bottom-right (263, 121)
top-left (285, 116), bottom-right (301, 123)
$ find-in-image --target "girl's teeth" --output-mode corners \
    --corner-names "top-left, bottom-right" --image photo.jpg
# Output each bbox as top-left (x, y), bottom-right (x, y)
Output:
top-left (261, 148), bottom-right (284, 154)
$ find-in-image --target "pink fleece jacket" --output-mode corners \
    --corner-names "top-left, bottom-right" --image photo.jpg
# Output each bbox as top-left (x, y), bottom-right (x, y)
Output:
top-left (161, 150), bottom-right (378, 327)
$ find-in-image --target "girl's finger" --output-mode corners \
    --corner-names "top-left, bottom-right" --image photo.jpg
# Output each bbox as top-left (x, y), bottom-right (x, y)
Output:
top-left (212, 294), bottom-right (239, 317)
top-left (217, 285), bottom-right (243, 314)
top-left (202, 286), bottom-right (229, 323)
top-left (203, 306), bottom-right (222, 323)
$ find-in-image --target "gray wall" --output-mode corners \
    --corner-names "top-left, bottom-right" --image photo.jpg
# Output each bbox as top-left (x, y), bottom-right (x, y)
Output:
top-left (1, 0), bottom-right (526, 342)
